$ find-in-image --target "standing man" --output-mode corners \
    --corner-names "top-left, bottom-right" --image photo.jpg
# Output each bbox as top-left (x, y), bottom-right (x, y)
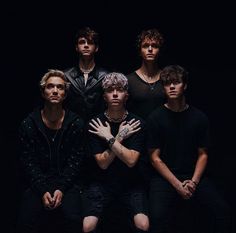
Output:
top-left (147, 65), bottom-right (231, 233)
top-left (17, 70), bottom-right (85, 233)
top-left (64, 27), bottom-right (109, 122)
top-left (83, 73), bottom-right (149, 233)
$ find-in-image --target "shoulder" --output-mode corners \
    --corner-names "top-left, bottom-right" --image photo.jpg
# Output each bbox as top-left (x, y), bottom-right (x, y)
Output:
top-left (66, 110), bottom-right (84, 128)
top-left (189, 106), bottom-right (208, 120)
top-left (95, 67), bottom-right (109, 77)
top-left (127, 112), bottom-right (145, 125)
top-left (64, 66), bottom-right (79, 78)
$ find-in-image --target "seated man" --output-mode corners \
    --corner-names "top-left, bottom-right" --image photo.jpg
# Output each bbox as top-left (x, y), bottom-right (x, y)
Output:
top-left (17, 69), bottom-right (85, 233)
top-left (83, 72), bottom-right (149, 233)
top-left (147, 65), bottom-right (232, 233)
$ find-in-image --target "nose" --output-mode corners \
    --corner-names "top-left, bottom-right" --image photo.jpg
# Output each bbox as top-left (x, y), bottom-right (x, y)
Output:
top-left (112, 89), bottom-right (118, 96)
top-left (170, 83), bottom-right (175, 89)
top-left (53, 86), bottom-right (58, 94)
top-left (148, 45), bottom-right (153, 50)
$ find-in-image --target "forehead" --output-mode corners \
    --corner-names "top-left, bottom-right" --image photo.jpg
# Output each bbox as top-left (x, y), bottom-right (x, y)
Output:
top-left (46, 76), bottom-right (65, 84)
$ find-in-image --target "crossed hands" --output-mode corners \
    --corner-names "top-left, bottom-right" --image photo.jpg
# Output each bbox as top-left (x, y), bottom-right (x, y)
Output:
top-left (176, 180), bottom-right (197, 200)
top-left (89, 118), bottom-right (141, 141)
top-left (42, 189), bottom-right (63, 210)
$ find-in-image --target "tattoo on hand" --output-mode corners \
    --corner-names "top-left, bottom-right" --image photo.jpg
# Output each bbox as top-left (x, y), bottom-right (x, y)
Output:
top-left (118, 128), bottom-right (129, 138)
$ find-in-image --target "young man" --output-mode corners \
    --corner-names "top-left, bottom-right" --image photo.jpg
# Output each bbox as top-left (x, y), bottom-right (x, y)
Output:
top-left (127, 28), bottom-right (166, 120)
top-left (64, 27), bottom-right (109, 122)
top-left (147, 65), bottom-right (231, 233)
top-left (83, 73), bottom-right (149, 233)
top-left (17, 70), bottom-right (85, 233)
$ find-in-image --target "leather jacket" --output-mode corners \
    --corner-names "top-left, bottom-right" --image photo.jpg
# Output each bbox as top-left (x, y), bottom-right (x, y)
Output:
top-left (64, 66), bottom-right (109, 122)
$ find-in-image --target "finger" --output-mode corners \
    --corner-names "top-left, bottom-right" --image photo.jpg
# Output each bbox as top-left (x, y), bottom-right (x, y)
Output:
top-left (131, 127), bottom-right (141, 133)
top-left (91, 119), bottom-right (100, 127)
top-left (129, 119), bottom-right (135, 124)
top-left (105, 121), bottom-right (110, 127)
top-left (88, 129), bottom-right (99, 135)
top-left (97, 118), bottom-right (104, 126)
top-left (89, 122), bottom-right (98, 130)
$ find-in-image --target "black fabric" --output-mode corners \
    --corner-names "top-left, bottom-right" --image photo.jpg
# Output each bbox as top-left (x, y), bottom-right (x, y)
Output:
top-left (64, 65), bottom-right (109, 122)
top-left (18, 108), bottom-right (85, 196)
top-left (127, 72), bottom-right (166, 120)
top-left (88, 112), bottom-right (146, 187)
top-left (149, 177), bottom-right (231, 233)
top-left (147, 105), bottom-right (210, 176)
top-left (16, 186), bottom-right (82, 233)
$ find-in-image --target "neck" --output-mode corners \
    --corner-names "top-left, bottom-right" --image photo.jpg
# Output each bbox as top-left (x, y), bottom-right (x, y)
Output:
top-left (165, 98), bottom-right (188, 112)
top-left (41, 105), bottom-right (65, 129)
top-left (138, 63), bottom-right (160, 81)
top-left (79, 59), bottom-right (95, 71)
top-left (105, 108), bottom-right (128, 122)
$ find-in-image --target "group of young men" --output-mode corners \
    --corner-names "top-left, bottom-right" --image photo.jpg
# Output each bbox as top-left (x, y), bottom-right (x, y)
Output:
top-left (16, 27), bottom-right (232, 233)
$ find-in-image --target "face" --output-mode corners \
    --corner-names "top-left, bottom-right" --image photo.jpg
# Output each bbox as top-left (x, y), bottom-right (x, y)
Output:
top-left (76, 37), bottom-right (98, 58)
top-left (140, 38), bottom-right (160, 62)
top-left (42, 76), bottom-right (66, 104)
top-left (163, 80), bottom-right (186, 100)
top-left (103, 86), bottom-right (128, 108)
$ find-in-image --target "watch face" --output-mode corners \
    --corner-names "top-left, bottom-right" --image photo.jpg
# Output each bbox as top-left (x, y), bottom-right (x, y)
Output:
top-left (108, 137), bottom-right (115, 146)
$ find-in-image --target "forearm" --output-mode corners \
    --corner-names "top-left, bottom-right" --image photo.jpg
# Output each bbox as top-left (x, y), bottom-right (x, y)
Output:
top-left (95, 150), bottom-right (116, 169)
top-left (110, 139), bottom-right (139, 167)
top-left (152, 159), bottom-right (182, 189)
top-left (191, 151), bottom-right (208, 184)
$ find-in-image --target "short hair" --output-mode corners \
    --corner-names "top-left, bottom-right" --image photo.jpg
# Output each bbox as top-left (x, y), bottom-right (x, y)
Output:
top-left (102, 72), bottom-right (128, 91)
top-left (40, 69), bottom-right (70, 91)
top-left (160, 65), bottom-right (188, 86)
top-left (137, 28), bottom-right (164, 50)
top-left (75, 27), bottom-right (99, 46)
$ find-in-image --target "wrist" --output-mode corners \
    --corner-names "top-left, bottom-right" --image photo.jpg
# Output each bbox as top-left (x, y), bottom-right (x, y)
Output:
top-left (191, 179), bottom-right (198, 186)
top-left (107, 137), bottom-right (116, 147)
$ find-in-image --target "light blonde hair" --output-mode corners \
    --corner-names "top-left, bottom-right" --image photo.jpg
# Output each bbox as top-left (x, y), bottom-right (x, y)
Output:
top-left (39, 69), bottom-right (70, 91)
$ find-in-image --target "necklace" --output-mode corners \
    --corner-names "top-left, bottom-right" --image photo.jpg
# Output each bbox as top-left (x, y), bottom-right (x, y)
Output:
top-left (104, 110), bottom-right (128, 123)
top-left (140, 72), bottom-right (159, 91)
top-left (51, 129), bottom-right (60, 142)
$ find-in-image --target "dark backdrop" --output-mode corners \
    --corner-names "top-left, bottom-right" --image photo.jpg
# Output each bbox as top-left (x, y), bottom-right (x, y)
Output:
top-left (2, 1), bottom-right (235, 232)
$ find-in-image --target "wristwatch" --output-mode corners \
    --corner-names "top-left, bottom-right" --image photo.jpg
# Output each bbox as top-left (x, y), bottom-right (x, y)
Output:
top-left (107, 137), bottom-right (115, 147)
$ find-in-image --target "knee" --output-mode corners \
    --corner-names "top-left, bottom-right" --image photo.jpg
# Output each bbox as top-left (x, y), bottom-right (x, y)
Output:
top-left (134, 213), bottom-right (149, 231)
top-left (83, 216), bottom-right (98, 233)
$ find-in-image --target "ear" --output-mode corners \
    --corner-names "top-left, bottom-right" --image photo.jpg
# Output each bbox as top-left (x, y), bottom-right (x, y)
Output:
top-left (103, 93), bottom-right (107, 102)
top-left (95, 46), bottom-right (99, 53)
top-left (184, 84), bottom-right (187, 90)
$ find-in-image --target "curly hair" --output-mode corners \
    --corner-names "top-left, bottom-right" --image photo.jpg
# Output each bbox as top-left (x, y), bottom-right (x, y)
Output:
top-left (102, 72), bottom-right (128, 91)
top-left (136, 28), bottom-right (164, 50)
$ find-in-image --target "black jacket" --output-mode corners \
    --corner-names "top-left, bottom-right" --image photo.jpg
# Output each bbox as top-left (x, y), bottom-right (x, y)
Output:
top-left (64, 65), bottom-right (109, 121)
top-left (18, 108), bottom-right (85, 197)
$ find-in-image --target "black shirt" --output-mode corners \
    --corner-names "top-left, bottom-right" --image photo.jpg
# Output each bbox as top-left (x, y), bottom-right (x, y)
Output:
top-left (127, 72), bottom-right (166, 120)
top-left (147, 105), bottom-right (209, 176)
top-left (89, 112), bottom-right (146, 187)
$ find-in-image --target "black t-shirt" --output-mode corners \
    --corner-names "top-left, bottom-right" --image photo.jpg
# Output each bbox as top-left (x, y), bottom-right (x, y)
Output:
top-left (89, 112), bottom-right (146, 188)
top-left (127, 72), bottom-right (166, 120)
top-left (147, 105), bottom-right (209, 176)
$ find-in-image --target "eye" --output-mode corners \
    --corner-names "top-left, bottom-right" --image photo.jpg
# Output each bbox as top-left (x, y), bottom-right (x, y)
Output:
top-left (46, 83), bottom-right (54, 89)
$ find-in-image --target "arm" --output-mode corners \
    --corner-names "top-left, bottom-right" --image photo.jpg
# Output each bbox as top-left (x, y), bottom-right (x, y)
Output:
top-left (150, 148), bottom-right (192, 199)
top-left (19, 121), bottom-right (50, 196)
top-left (90, 118), bottom-right (141, 168)
top-left (191, 148), bottom-right (208, 184)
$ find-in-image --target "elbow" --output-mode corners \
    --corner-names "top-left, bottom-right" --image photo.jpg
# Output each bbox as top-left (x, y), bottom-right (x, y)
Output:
top-left (98, 163), bottom-right (109, 170)
top-left (126, 159), bottom-right (137, 168)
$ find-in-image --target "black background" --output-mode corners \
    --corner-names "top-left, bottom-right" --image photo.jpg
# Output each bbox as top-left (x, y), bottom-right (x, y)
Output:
top-left (2, 1), bottom-right (235, 232)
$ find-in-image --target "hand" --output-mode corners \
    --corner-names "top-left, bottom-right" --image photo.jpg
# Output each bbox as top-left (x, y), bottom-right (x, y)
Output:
top-left (175, 182), bottom-right (193, 200)
top-left (51, 189), bottom-right (63, 209)
top-left (182, 179), bottom-right (197, 194)
top-left (89, 118), bottom-right (113, 141)
top-left (42, 192), bottom-right (54, 210)
top-left (116, 119), bottom-right (141, 142)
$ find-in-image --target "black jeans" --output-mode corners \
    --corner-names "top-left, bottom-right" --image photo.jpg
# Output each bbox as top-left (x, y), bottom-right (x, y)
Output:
top-left (16, 185), bottom-right (82, 233)
top-left (149, 176), bottom-right (231, 233)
